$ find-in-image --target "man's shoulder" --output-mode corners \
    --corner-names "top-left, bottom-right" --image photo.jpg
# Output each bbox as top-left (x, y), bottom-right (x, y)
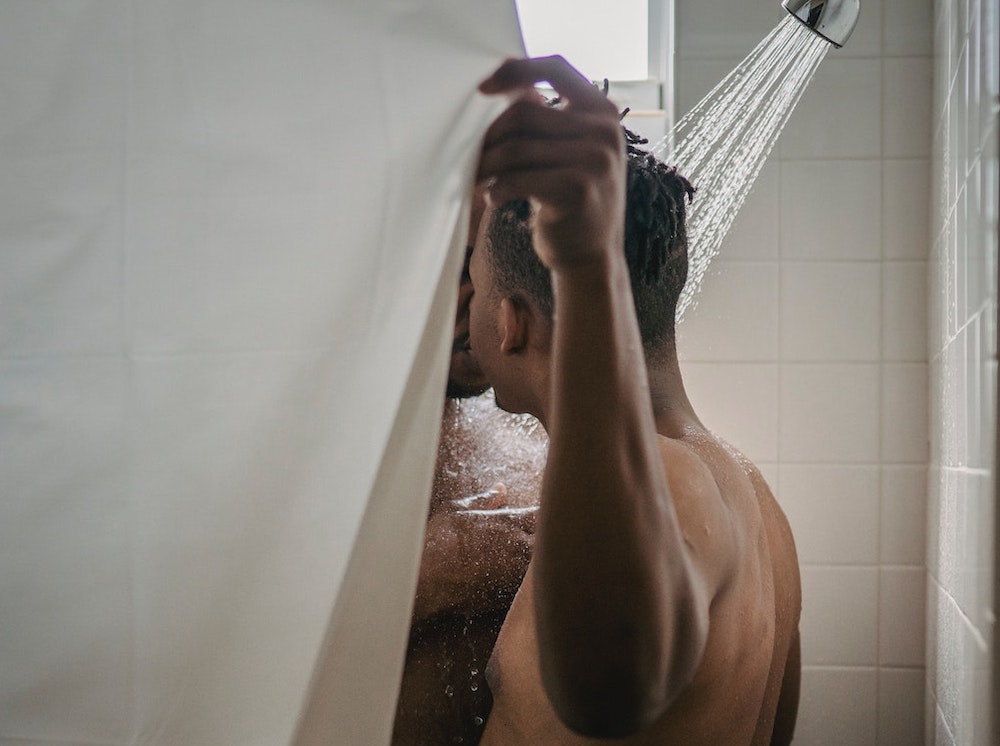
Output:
top-left (656, 429), bottom-right (785, 592)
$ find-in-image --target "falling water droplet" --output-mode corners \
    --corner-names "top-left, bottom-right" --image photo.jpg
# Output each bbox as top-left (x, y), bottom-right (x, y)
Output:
top-left (470, 681), bottom-right (480, 692)
top-left (444, 685), bottom-right (454, 698)
top-left (474, 716), bottom-right (485, 727)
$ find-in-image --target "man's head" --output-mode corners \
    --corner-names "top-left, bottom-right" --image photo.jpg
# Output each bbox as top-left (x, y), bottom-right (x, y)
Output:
top-left (446, 187), bottom-right (491, 399)
top-left (478, 130), bottom-right (695, 357)
top-left (466, 129), bottom-right (695, 415)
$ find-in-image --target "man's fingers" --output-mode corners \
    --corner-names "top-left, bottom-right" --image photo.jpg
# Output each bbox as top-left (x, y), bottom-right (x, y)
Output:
top-left (480, 98), bottom-right (597, 149)
top-left (478, 124), bottom-right (612, 177)
top-left (482, 166), bottom-right (590, 214)
top-left (479, 56), bottom-right (610, 112)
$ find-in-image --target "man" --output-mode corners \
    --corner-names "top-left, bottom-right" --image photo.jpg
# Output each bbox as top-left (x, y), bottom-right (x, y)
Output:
top-left (466, 56), bottom-right (801, 744)
top-left (391, 192), bottom-right (546, 746)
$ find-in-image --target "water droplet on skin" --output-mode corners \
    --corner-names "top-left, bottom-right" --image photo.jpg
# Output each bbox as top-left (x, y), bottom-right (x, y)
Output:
top-left (474, 716), bottom-right (484, 727)
top-left (445, 685), bottom-right (454, 698)
top-left (470, 681), bottom-right (480, 692)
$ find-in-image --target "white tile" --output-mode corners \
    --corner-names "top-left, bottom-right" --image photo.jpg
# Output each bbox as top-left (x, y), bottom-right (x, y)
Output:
top-left (966, 165), bottom-right (990, 319)
top-left (965, 35), bottom-right (984, 163)
top-left (925, 677), bottom-right (939, 745)
top-left (675, 2), bottom-right (778, 59)
top-left (836, 0), bottom-right (884, 58)
top-left (780, 160), bottom-right (882, 261)
top-left (935, 467), bottom-right (964, 597)
top-left (778, 465), bottom-right (880, 564)
top-left (797, 667), bottom-right (878, 746)
top-left (932, 581), bottom-right (965, 738)
top-left (958, 472), bottom-right (995, 635)
top-left (925, 466), bottom-right (942, 580)
top-left (978, 372), bottom-right (996, 468)
top-left (879, 567), bottom-right (927, 666)
top-left (780, 59), bottom-right (882, 159)
top-left (878, 668), bottom-right (926, 746)
top-left (965, 318), bottom-right (984, 470)
top-left (884, 0), bottom-right (935, 56)
top-left (677, 261), bottom-right (779, 361)
top-left (925, 574), bottom-right (940, 691)
top-left (780, 262), bottom-right (882, 361)
top-left (883, 159), bottom-right (932, 260)
top-left (716, 160), bottom-right (780, 260)
top-left (880, 465), bottom-right (928, 565)
top-left (964, 616), bottom-right (994, 746)
top-left (884, 58), bottom-right (934, 158)
top-left (940, 336), bottom-right (968, 467)
top-left (954, 474), bottom-right (978, 619)
top-left (674, 58), bottom-right (739, 124)
top-left (801, 566), bottom-right (879, 665)
top-left (953, 614), bottom-right (992, 745)
top-left (928, 245), bottom-right (947, 357)
top-left (882, 261), bottom-right (930, 361)
top-left (935, 704), bottom-right (957, 746)
top-left (757, 462), bottom-right (778, 491)
top-left (881, 363), bottom-right (929, 463)
top-left (779, 363), bottom-right (881, 463)
top-left (679, 362), bottom-right (779, 463)
top-left (973, 471), bottom-right (995, 635)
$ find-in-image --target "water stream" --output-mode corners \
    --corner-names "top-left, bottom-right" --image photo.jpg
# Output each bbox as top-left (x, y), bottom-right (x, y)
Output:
top-left (653, 14), bottom-right (832, 320)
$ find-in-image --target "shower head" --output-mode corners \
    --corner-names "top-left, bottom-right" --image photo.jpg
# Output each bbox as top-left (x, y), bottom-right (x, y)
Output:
top-left (781, 0), bottom-right (860, 48)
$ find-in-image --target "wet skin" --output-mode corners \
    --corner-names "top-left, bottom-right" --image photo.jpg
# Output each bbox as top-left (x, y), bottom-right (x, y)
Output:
top-left (468, 57), bottom-right (802, 745)
top-left (392, 189), bottom-right (544, 746)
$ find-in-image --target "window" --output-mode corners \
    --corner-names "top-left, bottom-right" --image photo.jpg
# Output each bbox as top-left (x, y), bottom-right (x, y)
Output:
top-left (514, 0), bottom-right (674, 143)
top-left (515, 0), bottom-right (648, 81)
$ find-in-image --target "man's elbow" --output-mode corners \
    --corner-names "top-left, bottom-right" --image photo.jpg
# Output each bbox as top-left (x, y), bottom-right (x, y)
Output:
top-left (546, 606), bottom-right (710, 739)
top-left (545, 673), bottom-right (669, 739)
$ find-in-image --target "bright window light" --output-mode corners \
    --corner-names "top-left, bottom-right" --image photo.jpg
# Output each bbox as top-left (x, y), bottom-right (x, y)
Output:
top-left (515, 0), bottom-right (649, 82)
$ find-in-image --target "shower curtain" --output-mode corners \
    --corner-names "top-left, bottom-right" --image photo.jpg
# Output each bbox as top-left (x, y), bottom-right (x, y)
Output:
top-left (0, 2), bottom-right (523, 743)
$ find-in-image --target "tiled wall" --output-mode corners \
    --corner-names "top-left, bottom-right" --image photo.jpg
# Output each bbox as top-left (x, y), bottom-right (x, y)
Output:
top-left (926, 0), bottom-right (998, 743)
top-left (673, 1), bottom-right (934, 743)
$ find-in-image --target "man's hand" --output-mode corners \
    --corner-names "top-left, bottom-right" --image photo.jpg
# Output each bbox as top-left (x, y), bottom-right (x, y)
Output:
top-left (477, 56), bottom-right (626, 274)
top-left (412, 484), bottom-right (537, 625)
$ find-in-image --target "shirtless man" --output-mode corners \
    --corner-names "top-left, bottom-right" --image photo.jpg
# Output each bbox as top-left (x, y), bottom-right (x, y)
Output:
top-left (465, 56), bottom-right (801, 744)
top-left (392, 192), bottom-right (546, 745)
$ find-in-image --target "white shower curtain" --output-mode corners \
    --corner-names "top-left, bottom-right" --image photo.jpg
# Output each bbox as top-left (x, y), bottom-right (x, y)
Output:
top-left (0, 2), bottom-right (523, 743)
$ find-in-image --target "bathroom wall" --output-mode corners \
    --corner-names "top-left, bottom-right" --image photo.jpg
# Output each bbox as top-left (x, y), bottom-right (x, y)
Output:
top-left (926, 0), bottom-right (998, 743)
top-left (673, 1), bottom-right (934, 743)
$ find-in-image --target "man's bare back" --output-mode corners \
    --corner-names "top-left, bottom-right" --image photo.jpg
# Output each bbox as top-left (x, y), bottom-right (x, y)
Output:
top-left (482, 426), bottom-right (800, 745)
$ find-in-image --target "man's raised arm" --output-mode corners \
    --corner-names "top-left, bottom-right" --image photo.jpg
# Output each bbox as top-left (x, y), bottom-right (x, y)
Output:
top-left (476, 56), bottom-right (710, 738)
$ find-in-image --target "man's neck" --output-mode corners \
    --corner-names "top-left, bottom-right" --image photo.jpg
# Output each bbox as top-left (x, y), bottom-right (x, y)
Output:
top-left (646, 346), bottom-right (703, 438)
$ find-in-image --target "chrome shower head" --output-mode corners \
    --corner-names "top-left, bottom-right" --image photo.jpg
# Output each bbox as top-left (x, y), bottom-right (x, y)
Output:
top-left (781, 0), bottom-right (860, 48)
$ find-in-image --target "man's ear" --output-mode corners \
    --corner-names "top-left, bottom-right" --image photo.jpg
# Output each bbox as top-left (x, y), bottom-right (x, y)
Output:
top-left (498, 296), bottom-right (531, 354)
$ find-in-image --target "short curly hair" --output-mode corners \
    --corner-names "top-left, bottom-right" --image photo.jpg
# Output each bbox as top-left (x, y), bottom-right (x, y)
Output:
top-left (484, 125), bottom-right (695, 354)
